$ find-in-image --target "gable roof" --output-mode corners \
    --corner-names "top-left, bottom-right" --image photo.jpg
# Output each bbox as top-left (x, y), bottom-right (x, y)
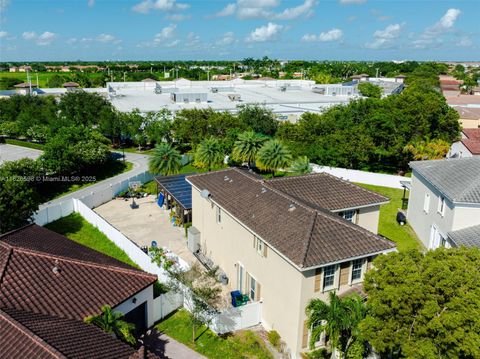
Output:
top-left (187, 168), bottom-right (395, 269)
top-left (410, 158), bottom-right (480, 204)
top-left (461, 129), bottom-right (480, 155)
top-left (267, 173), bottom-right (389, 211)
top-left (0, 307), bottom-right (137, 359)
top-left (0, 225), bottom-right (157, 320)
top-left (448, 224), bottom-right (480, 248)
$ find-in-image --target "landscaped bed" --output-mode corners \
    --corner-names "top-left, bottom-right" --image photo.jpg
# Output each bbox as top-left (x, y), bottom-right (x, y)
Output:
top-left (156, 309), bottom-right (273, 359)
top-left (357, 183), bottom-right (422, 252)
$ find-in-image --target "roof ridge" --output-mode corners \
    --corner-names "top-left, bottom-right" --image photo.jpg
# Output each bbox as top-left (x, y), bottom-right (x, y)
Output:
top-left (457, 170), bottom-right (480, 201)
top-left (0, 245), bottom-right (13, 284)
top-left (0, 223), bottom-right (35, 240)
top-left (0, 308), bottom-right (65, 358)
top-left (187, 167), bottom-right (236, 180)
top-left (11, 247), bottom-right (157, 280)
top-left (299, 213), bottom-right (318, 268)
top-left (262, 182), bottom-right (317, 213)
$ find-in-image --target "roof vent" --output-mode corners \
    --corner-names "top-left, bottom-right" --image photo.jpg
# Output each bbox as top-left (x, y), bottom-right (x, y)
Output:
top-left (288, 204), bottom-right (296, 212)
top-left (224, 176), bottom-right (229, 181)
top-left (261, 187), bottom-right (267, 194)
top-left (200, 189), bottom-right (211, 199)
top-left (229, 179), bottom-right (233, 183)
top-left (52, 259), bottom-right (61, 275)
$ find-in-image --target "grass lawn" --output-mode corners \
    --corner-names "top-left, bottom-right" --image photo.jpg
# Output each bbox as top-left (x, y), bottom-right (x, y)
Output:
top-left (357, 183), bottom-right (423, 252)
top-left (156, 309), bottom-right (273, 359)
top-left (5, 138), bottom-right (45, 150)
top-left (45, 212), bottom-right (138, 268)
top-left (0, 71), bottom-right (104, 88)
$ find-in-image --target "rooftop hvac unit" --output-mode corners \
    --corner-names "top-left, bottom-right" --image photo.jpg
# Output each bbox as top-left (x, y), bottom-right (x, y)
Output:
top-left (228, 94), bottom-right (241, 101)
top-left (280, 85), bottom-right (287, 92)
top-left (211, 87), bottom-right (219, 93)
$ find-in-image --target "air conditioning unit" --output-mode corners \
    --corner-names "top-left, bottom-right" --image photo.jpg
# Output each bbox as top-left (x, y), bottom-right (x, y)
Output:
top-left (187, 226), bottom-right (201, 253)
top-left (218, 273), bottom-right (229, 285)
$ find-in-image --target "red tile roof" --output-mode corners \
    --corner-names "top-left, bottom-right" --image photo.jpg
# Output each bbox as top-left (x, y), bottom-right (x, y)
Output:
top-left (463, 128), bottom-right (480, 140)
top-left (462, 129), bottom-right (480, 155)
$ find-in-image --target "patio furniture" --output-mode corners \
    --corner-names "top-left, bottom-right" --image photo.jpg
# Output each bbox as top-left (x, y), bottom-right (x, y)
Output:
top-left (230, 290), bottom-right (249, 307)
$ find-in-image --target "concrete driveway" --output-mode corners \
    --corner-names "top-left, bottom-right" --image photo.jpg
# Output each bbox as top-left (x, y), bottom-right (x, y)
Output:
top-left (0, 144), bottom-right (42, 165)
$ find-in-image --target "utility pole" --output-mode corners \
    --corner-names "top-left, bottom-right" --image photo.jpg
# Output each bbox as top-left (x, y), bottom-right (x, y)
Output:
top-left (123, 72), bottom-right (126, 82)
top-left (375, 68), bottom-right (380, 78)
top-left (26, 68), bottom-right (32, 95)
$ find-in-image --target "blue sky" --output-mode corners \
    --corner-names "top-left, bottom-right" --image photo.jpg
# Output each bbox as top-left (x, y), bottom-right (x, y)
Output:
top-left (0, 0), bottom-right (479, 61)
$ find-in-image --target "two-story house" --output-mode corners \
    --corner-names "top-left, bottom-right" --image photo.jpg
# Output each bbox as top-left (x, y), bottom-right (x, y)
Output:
top-left (187, 168), bottom-right (396, 358)
top-left (407, 157), bottom-right (480, 249)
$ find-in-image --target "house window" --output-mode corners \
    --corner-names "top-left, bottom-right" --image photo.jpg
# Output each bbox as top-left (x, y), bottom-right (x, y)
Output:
top-left (216, 206), bottom-right (222, 223)
top-left (423, 193), bottom-right (430, 213)
top-left (351, 259), bottom-right (363, 282)
top-left (437, 196), bottom-right (445, 216)
top-left (323, 265), bottom-right (336, 290)
top-left (255, 237), bottom-right (265, 256)
top-left (339, 210), bottom-right (355, 222)
top-left (249, 276), bottom-right (256, 301)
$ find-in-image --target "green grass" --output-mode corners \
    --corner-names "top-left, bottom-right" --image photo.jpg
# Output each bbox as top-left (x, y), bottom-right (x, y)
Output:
top-left (356, 183), bottom-right (423, 252)
top-left (5, 138), bottom-right (45, 150)
top-left (156, 309), bottom-right (273, 359)
top-left (45, 213), bottom-right (139, 268)
top-left (0, 71), bottom-right (104, 88)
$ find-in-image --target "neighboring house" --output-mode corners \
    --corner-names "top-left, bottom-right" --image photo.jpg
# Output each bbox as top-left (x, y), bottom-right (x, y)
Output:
top-left (407, 158), bottom-right (480, 249)
top-left (445, 95), bottom-right (480, 129)
top-left (448, 128), bottom-right (480, 158)
top-left (187, 168), bottom-right (396, 358)
top-left (0, 224), bottom-right (159, 358)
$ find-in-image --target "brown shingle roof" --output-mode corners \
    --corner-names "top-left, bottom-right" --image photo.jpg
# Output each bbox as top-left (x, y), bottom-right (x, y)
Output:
top-left (187, 168), bottom-right (395, 269)
top-left (0, 225), bottom-right (157, 320)
top-left (267, 173), bottom-right (389, 211)
top-left (1, 307), bottom-right (137, 359)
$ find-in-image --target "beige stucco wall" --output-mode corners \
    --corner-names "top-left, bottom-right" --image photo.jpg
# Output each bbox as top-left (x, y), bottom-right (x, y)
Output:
top-left (191, 187), bottom-right (377, 358)
top-left (460, 118), bottom-right (480, 129)
top-left (452, 206), bottom-right (480, 231)
top-left (357, 205), bottom-right (380, 234)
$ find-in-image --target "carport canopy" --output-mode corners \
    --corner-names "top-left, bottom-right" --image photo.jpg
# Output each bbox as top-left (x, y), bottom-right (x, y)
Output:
top-left (154, 173), bottom-right (193, 211)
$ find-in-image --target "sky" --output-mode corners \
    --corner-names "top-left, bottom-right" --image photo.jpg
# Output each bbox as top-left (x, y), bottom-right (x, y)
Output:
top-left (0, 0), bottom-right (479, 61)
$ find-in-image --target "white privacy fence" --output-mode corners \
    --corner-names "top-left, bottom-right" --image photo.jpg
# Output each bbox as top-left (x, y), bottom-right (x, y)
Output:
top-left (34, 170), bottom-right (153, 226)
top-left (211, 301), bottom-right (262, 334)
top-left (312, 164), bottom-right (410, 189)
top-left (153, 291), bottom-right (184, 321)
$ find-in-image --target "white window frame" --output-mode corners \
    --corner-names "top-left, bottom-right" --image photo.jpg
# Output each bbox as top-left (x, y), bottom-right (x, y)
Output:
top-left (322, 265), bottom-right (337, 291)
top-left (254, 237), bottom-right (265, 257)
top-left (249, 275), bottom-right (257, 301)
top-left (350, 259), bottom-right (364, 284)
top-left (340, 210), bottom-right (356, 223)
top-left (437, 196), bottom-right (445, 217)
top-left (309, 320), bottom-right (327, 348)
top-left (423, 193), bottom-right (430, 213)
top-left (237, 263), bottom-right (244, 293)
top-left (216, 206), bottom-right (222, 223)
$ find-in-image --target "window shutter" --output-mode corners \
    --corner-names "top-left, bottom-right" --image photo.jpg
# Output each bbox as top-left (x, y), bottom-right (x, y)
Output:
top-left (246, 272), bottom-right (251, 293)
top-left (256, 282), bottom-right (261, 301)
top-left (302, 320), bottom-right (309, 348)
top-left (263, 244), bottom-right (267, 257)
top-left (314, 268), bottom-right (322, 292)
top-left (339, 262), bottom-right (350, 286)
top-left (367, 257), bottom-right (373, 271)
top-left (355, 209), bottom-right (360, 225)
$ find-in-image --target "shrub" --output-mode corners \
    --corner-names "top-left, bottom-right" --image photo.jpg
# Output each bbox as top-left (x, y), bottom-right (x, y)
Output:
top-left (267, 330), bottom-right (281, 350)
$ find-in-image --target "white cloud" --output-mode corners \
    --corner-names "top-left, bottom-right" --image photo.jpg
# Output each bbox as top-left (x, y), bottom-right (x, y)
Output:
top-left (274, 0), bottom-right (316, 20)
top-left (166, 13), bottom-right (190, 21)
top-left (458, 37), bottom-right (472, 47)
top-left (186, 32), bottom-right (200, 46)
top-left (132, 0), bottom-right (189, 14)
top-left (365, 23), bottom-right (403, 49)
top-left (215, 3), bottom-right (236, 17)
top-left (339, 0), bottom-right (366, 4)
top-left (22, 31), bottom-right (37, 40)
top-left (154, 24), bottom-right (176, 42)
top-left (413, 8), bottom-right (461, 48)
top-left (0, 0), bottom-right (10, 12)
top-left (166, 39), bottom-right (180, 47)
top-left (216, 0), bottom-right (316, 20)
top-left (302, 28), bottom-right (343, 42)
top-left (246, 22), bottom-right (283, 42)
top-left (217, 31), bottom-right (235, 46)
top-left (66, 37), bottom-right (78, 45)
top-left (87, 0), bottom-right (95, 7)
top-left (0, 31), bottom-right (8, 38)
top-left (37, 32), bottom-right (57, 46)
top-left (96, 33), bottom-right (116, 42)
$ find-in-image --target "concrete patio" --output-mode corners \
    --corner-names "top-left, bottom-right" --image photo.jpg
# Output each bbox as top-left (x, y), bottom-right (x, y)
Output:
top-left (94, 195), bottom-right (198, 265)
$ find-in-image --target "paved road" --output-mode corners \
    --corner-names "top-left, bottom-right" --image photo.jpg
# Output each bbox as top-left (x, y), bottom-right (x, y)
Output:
top-left (40, 151), bottom-right (150, 208)
top-left (0, 144), bottom-right (42, 165)
top-left (142, 330), bottom-right (206, 359)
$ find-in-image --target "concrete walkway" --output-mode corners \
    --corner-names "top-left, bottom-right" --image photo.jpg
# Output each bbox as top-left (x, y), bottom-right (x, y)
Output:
top-left (40, 151), bottom-right (150, 209)
top-left (142, 329), bottom-right (206, 359)
top-left (0, 144), bottom-right (42, 165)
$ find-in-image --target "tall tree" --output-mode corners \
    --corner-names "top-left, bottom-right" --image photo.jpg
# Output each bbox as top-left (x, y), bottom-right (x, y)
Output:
top-left (195, 137), bottom-right (224, 171)
top-left (84, 305), bottom-right (136, 345)
top-left (149, 143), bottom-right (182, 175)
top-left (232, 131), bottom-right (266, 168)
top-left (360, 248), bottom-right (480, 359)
top-left (357, 82), bottom-right (382, 98)
top-left (290, 156), bottom-right (312, 175)
top-left (403, 139), bottom-right (450, 160)
top-left (237, 104), bottom-right (278, 136)
top-left (256, 139), bottom-right (292, 175)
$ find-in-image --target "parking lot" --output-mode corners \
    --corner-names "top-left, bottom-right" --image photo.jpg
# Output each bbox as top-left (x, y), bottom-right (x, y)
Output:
top-left (0, 144), bottom-right (42, 165)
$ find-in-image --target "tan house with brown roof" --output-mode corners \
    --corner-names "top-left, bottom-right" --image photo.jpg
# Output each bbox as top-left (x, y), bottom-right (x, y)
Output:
top-left (187, 168), bottom-right (396, 358)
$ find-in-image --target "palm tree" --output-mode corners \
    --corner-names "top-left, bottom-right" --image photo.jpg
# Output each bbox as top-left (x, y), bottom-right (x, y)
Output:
top-left (195, 137), bottom-right (224, 171)
top-left (232, 131), bottom-right (266, 168)
top-left (290, 156), bottom-right (312, 175)
top-left (403, 139), bottom-right (450, 160)
top-left (84, 305), bottom-right (136, 345)
top-left (305, 292), bottom-right (367, 358)
top-left (149, 143), bottom-right (182, 175)
top-left (256, 139), bottom-right (292, 176)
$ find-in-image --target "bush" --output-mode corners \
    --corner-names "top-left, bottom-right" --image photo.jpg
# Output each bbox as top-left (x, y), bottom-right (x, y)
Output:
top-left (267, 330), bottom-right (281, 350)
top-left (301, 348), bottom-right (328, 359)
